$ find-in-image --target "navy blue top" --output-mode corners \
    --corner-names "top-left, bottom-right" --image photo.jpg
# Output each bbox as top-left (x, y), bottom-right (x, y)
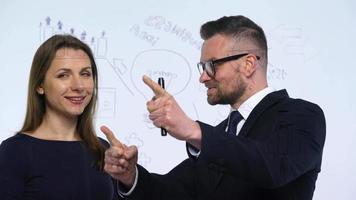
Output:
top-left (0, 133), bottom-right (118, 200)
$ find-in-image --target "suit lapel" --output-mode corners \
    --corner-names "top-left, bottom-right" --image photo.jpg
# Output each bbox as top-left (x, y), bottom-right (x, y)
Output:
top-left (239, 89), bottom-right (289, 137)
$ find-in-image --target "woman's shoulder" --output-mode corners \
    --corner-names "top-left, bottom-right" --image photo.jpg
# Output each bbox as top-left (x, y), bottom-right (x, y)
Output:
top-left (0, 133), bottom-right (32, 160)
top-left (0, 133), bottom-right (31, 149)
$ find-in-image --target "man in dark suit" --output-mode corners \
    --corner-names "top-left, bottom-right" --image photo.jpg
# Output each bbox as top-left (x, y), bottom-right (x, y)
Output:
top-left (102, 15), bottom-right (326, 200)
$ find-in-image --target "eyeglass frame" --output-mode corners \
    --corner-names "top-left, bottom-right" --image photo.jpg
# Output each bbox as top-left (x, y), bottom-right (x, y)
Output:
top-left (197, 53), bottom-right (260, 77)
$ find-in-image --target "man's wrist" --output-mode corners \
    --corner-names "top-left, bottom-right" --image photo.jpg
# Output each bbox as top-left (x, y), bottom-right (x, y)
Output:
top-left (187, 121), bottom-right (202, 149)
top-left (117, 166), bottom-right (139, 197)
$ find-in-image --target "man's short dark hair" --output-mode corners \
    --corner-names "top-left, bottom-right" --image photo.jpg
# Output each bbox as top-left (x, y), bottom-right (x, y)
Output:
top-left (200, 15), bottom-right (267, 60)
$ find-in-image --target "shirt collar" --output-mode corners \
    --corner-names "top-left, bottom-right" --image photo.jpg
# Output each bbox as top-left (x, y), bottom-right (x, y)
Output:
top-left (230, 87), bottom-right (275, 120)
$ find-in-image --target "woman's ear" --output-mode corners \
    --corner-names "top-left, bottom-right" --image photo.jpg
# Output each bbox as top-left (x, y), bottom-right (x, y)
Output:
top-left (36, 85), bottom-right (44, 95)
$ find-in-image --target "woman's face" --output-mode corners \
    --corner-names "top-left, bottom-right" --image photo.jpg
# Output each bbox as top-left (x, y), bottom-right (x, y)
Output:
top-left (37, 48), bottom-right (94, 119)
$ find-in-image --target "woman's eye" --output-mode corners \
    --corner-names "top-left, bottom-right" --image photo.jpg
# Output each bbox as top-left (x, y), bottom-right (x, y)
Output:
top-left (57, 73), bottom-right (69, 79)
top-left (81, 71), bottom-right (92, 77)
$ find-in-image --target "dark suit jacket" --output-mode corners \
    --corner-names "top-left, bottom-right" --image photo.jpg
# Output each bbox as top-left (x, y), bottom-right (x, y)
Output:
top-left (124, 89), bottom-right (326, 200)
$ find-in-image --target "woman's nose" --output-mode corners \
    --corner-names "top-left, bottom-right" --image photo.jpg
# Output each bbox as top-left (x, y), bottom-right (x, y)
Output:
top-left (71, 76), bottom-right (84, 91)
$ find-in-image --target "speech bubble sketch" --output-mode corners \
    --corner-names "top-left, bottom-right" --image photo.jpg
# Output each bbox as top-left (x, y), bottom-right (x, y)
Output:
top-left (130, 49), bottom-right (192, 100)
top-left (121, 132), bottom-right (151, 168)
top-left (125, 132), bottom-right (144, 148)
top-left (124, 132), bottom-right (152, 168)
top-left (138, 152), bottom-right (152, 168)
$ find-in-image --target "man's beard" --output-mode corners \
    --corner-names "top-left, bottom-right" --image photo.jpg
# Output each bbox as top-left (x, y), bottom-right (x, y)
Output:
top-left (207, 77), bottom-right (247, 106)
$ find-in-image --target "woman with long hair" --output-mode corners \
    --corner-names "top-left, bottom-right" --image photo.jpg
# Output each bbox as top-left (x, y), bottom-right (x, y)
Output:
top-left (0, 34), bottom-right (118, 199)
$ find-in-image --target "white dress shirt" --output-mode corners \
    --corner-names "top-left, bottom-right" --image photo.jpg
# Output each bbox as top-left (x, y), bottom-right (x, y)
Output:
top-left (227, 86), bottom-right (275, 135)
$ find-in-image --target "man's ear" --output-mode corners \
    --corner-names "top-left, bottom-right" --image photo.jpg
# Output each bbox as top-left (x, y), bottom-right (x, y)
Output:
top-left (243, 54), bottom-right (258, 77)
top-left (36, 85), bottom-right (44, 95)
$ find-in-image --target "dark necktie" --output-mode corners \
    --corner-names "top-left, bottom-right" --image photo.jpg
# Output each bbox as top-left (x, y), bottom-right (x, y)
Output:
top-left (226, 111), bottom-right (243, 135)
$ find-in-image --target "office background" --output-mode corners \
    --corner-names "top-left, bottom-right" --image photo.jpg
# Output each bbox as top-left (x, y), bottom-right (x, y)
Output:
top-left (0, 0), bottom-right (355, 199)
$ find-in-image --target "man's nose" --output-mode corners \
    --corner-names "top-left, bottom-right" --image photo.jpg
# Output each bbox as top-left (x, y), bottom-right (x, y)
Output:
top-left (199, 70), bottom-right (211, 83)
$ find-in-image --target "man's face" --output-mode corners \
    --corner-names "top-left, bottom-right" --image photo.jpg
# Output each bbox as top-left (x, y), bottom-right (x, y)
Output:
top-left (199, 34), bottom-right (247, 106)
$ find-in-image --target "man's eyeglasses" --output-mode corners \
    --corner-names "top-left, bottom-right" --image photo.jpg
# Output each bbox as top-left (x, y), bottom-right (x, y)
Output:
top-left (197, 53), bottom-right (260, 77)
